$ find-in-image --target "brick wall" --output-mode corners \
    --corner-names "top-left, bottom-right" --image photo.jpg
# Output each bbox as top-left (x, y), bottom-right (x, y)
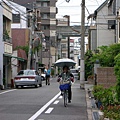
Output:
top-left (97, 67), bottom-right (117, 88)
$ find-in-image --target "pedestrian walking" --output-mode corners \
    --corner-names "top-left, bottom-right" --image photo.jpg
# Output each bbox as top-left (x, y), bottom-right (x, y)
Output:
top-left (45, 66), bottom-right (51, 85)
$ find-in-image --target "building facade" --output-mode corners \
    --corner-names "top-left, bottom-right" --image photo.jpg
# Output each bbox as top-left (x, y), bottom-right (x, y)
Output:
top-left (0, 1), bottom-right (12, 88)
top-left (11, 0), bottom-right (58, 68)
top-left (88, 0), bottom-right (120, 51)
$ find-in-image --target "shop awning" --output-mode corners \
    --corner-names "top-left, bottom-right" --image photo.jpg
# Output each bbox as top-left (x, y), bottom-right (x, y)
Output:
top-left (4, 54), bottom-right (26, 61)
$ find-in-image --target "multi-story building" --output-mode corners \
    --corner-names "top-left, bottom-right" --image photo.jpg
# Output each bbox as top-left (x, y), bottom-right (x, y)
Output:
top-left (12, 0), bottom-right (58, 68)
top-left (7, 1), bottom-right (29, 78)
top-left (0, 1), bottom-right (12, 88)
top-left (57, 16), bottom-right (70, 59)
top-left (35, 0), bottom-right (58, 68)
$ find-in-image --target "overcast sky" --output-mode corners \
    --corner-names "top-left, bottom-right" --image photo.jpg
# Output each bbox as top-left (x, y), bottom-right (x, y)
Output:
top-left (56, 0), bottom-right (105, 25)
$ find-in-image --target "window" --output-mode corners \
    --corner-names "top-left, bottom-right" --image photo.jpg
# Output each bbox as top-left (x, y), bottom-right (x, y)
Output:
top-left (61, 44), bottom-right (66, 48)
top-left (43, 2), bottom-right (47, 7)
top-left (41, 13), bottom-right (50, 19)
top-left (41, 2), bottom-right (50, 7)
top-left (108, 20), bottom-right (115, 29)
top-left (70, 50), bottom-right (74, 53)
top-left (41, 25), bottom-right (50, 30)
top-left (12, 14), bottom-right (20, 23)
top-left (62, 53), bottom-right (66, 58)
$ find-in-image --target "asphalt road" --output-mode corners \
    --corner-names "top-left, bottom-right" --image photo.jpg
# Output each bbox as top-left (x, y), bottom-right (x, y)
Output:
top-left (0, 78), bottom-right (88, 120)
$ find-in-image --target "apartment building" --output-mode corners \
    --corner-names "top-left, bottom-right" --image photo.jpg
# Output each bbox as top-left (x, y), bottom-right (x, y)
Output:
top-left (12, 0), bottom-right (58, 68)
top-left (0, 1), bottom-right (12, 88)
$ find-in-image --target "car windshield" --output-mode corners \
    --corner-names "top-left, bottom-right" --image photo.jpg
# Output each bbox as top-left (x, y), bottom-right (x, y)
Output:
top-left (17, 70), bottom-right (35, 75)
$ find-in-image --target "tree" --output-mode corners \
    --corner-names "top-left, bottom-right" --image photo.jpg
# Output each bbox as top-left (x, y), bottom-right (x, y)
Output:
top-left (85, 43), bottom-right (120, 80)
top-left (15, 45), bottom-right (29, 57)
top-left (84, 50), bottom-right (94, 80)
top-left (90, 44), bottom-right (120, 67)
top-left (114, 53), bottom-right (120, 102)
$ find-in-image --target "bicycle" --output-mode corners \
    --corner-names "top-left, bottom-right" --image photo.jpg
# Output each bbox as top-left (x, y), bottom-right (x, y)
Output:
top-left (59, 83), bottom-right (70, 107)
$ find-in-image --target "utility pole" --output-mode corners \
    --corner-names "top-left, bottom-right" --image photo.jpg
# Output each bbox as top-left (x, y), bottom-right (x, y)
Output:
top-left (27, 4), bottom-right (35, 69)
top-left (80, 0), bottom-right (85, 89)
top-left (65, 0), bottom-right (85, 88)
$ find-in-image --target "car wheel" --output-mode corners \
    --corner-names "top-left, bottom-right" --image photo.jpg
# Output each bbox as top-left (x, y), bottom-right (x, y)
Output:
top-left (15, 85), bottom-right (19, 88)
top-left (39, 83), bottom-right (42, 87)
top-left (35, 84), bottom-right (38, 88)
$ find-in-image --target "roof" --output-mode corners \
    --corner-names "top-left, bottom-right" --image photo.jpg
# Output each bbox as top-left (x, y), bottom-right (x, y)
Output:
top-left (11, 0), bottom-right (36, 9)
top-left (94, 0), bottom-right (108, 19)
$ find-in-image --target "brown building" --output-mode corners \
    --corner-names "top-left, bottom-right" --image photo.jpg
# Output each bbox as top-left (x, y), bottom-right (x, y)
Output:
top-left (12, 29), bottom-right (28, 71)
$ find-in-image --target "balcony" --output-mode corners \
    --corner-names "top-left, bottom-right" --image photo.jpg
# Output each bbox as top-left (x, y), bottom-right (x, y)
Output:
top-left (37, 16), bottom-right (41, 23)
top-left (3, 34), bottom-right (12, 44)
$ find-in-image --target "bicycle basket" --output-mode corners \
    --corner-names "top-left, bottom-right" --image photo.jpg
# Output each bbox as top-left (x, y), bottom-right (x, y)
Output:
top-left (59, 83), bottom-right (70, 91)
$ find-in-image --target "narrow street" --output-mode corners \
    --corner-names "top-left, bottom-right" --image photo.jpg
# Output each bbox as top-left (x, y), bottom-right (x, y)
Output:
top-left (0, 78), bottom-right (88, 120)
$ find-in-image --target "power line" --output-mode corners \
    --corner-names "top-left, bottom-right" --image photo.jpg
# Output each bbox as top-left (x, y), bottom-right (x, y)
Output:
top-left (56, 0), bottom-right (66, 6)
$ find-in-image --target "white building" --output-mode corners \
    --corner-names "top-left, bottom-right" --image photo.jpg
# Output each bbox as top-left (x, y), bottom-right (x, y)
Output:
top-left (0, 0), bottom-right (12, 88)
top-left (88, 0), bottom-right (120, 50)
top-left (4, 0), bottom-right (28, 28)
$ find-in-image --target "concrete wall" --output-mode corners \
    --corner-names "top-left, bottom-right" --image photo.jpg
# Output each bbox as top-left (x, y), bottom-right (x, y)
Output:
top-left (97, 67), bottom-right (117, 88)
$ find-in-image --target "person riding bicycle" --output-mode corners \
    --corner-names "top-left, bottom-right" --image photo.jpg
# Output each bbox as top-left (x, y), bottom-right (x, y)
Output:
top-left (57, 65), bottom-right (74, 103)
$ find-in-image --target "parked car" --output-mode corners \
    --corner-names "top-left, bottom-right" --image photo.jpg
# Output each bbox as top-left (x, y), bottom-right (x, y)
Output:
top-left (14, 69), bottom-right (42, 88)
top-left (70, 69), bottom-right (79, 80)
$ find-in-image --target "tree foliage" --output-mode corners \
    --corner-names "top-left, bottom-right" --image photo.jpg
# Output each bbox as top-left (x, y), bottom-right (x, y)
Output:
top-left (85, 50), bottom-right (94, 80)
top-left (15, 45), bottom-right (29, 57)
top-left (114, 53), bottom-right (120, 101)
top-left (15, 44), bottom-right (42, 58)
top-left (90, 44), bottom-right (120, 67)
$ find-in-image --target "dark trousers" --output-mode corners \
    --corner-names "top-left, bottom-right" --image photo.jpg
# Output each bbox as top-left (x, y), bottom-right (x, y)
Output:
top-left (68, 85), bottom-right (72, 100)
top-left (46, 75), bottom-right (50, 85)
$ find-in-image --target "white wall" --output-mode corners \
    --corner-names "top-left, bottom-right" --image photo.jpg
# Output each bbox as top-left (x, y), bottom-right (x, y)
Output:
top-left (97, 4), bottom-right (116, 47)
top-left (5, 1), bottom-right (27, 28)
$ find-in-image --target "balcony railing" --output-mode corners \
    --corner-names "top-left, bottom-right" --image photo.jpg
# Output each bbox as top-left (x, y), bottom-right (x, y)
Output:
top-left (3, 34), bottom-right (12, 44)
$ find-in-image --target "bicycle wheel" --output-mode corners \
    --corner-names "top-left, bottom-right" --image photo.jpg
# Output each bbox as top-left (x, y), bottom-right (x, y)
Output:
top-left (64, 90), bottom-right (68, 107)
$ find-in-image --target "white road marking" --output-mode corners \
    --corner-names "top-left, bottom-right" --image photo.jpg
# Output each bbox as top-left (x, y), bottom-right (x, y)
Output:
top-left (45, 107), bottom-right (54, 114)
top-left (0, 89), bottom-right (17, 95)
top-left (28, 92), bottom-right (61, 120)
top-left (53, 100), bottom-right (59, 104)
top-left (59, 96), bottom-right (63, 99)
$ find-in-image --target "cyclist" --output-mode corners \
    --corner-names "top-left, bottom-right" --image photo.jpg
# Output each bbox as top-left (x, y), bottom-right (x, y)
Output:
top-left (57, 65), bottom-right (74, 103)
